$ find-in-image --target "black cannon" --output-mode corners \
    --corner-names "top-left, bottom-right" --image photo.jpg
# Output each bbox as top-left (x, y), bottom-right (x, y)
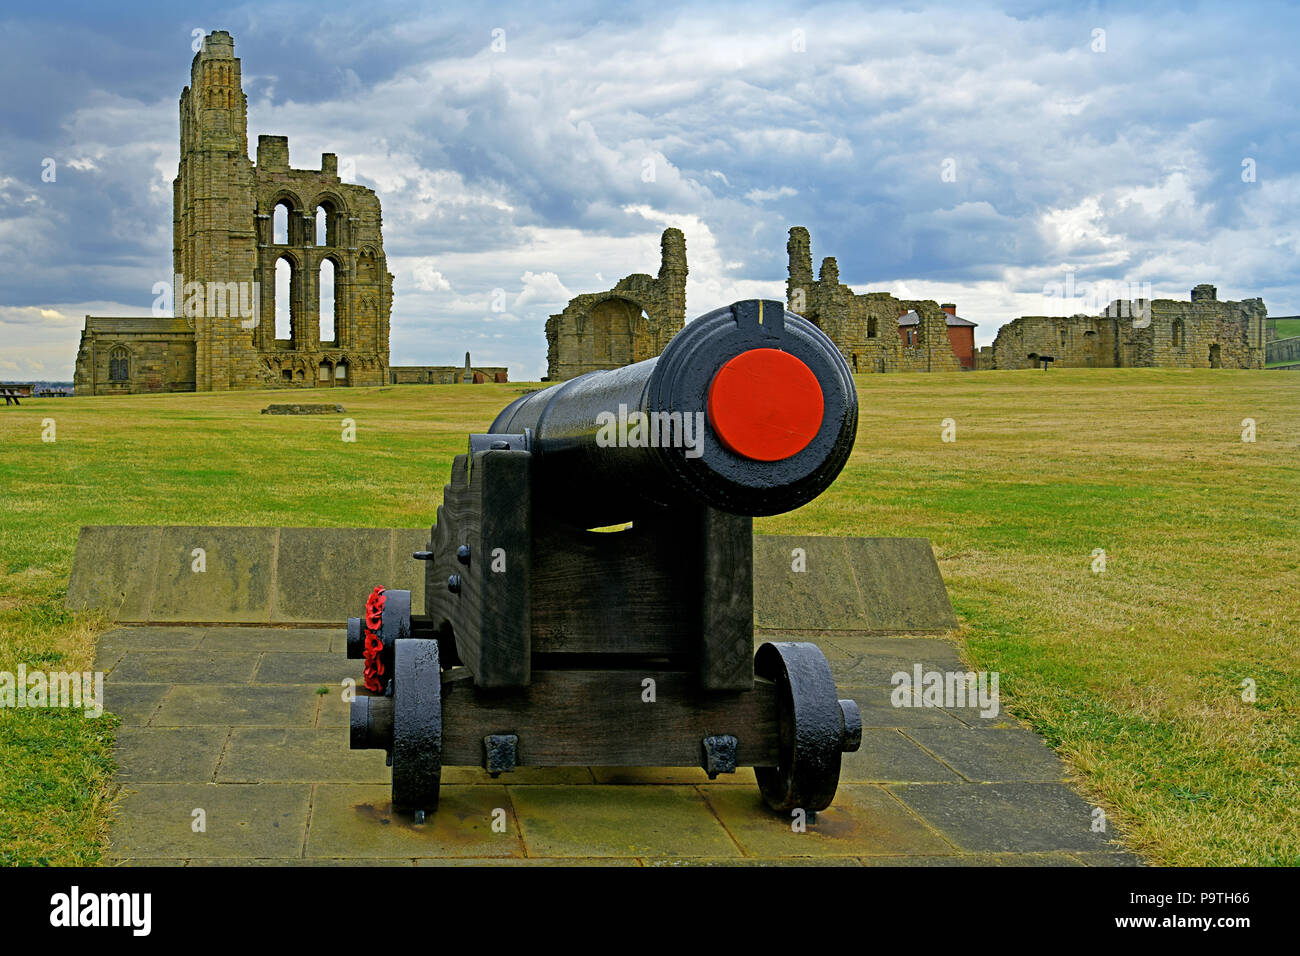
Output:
top-left (346, 299), bottom-right (862, 820)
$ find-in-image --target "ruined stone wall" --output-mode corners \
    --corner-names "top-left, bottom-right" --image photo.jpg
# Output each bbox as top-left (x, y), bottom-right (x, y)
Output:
top-left (991, 286), bottom-right (1266, 370)
top-left (545, 228), bottom-right (687, 381)
top-left (1266, 336), bottom-right (1300, 365)
top-left (389, 365), bottom-right (508, 384)
top-left (250, 137), bottom-right (391, 388)
top-left (1143, 293), bottom-right (1265, 369)
top-left (991, 315), bottom-right (1113, 370)
top-left (785, 227), bottom-right (961, 374)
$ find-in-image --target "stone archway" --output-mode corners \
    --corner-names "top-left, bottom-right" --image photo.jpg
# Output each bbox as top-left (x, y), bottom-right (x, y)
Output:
top-left (585, 296), bottom-right (644, 368)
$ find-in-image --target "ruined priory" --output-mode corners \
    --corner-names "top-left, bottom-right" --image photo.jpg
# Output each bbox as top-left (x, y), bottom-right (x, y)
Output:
top-left (544, 226), bottom-right (1268, 380)
top-left (73, 32), bottom-right (1271, 394)
top-left (74, 32), bottom-right (503, 396)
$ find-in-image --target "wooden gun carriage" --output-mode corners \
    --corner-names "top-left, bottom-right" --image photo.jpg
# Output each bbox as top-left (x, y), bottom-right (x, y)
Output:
top-left (346, 299), bottom-right (862, 820)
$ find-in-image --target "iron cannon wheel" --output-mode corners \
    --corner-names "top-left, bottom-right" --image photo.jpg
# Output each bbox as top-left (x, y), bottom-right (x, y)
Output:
top-left (754, 641), bottom-right (846, 814)
top-left (391, 638), bottom-right (442, 817)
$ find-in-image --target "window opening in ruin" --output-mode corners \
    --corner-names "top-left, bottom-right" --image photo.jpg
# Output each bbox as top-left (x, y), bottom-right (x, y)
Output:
top-left (275, 258), bottom-right (294, 343)
top-left (320, 258), bottom-right (336, 345)
top-left (273, 201), bottom-right (291, 244)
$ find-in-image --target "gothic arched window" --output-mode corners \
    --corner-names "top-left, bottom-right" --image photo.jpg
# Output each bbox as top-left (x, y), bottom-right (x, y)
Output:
top-left (108, 347), bottom-right (130, 382)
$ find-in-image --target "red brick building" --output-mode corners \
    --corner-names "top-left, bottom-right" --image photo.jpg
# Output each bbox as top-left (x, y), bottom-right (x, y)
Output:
top-left (899, 303), bottom-right (977, 369)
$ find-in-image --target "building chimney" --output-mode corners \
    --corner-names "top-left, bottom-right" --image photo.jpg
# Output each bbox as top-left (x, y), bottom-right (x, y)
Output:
top-left (941, 303), bottom-right (957, 316)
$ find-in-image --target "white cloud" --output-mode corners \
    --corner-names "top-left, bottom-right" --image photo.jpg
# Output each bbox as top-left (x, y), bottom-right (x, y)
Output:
top-left (513, 271), bottom-right (572, 312)
top-left (745, 186), bottom-right (797, 202)
top-left (410, 262), bottom-right (452, 292)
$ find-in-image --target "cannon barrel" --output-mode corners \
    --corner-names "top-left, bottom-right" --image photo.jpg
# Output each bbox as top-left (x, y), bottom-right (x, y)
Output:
top-left (488, 299), bottom-right (857, 525)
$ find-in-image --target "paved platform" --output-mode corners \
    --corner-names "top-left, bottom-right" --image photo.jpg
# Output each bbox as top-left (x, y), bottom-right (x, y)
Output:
top-left (97, 625), bottom-right (1140, 866)
top-left (67, 528), bottom-right (958, 634)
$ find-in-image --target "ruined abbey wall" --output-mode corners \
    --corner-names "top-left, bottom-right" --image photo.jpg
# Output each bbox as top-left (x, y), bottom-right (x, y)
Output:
top-left (247, 136), bottom-right (391, 387)
top-left (786, 227), bottom-right (962, 374)
top-left (76, 31), bottom-right (393, 395)
top-left (545, 228), bottom-right (687, 381)
top-left (991, 284), bottom-right (1266, 370)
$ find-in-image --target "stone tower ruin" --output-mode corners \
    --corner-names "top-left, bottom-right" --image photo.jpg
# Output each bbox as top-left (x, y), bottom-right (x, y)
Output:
top-left (76, 30), bottom-right (392, 394)
top-left (787, 226), bottom-right (964, 374)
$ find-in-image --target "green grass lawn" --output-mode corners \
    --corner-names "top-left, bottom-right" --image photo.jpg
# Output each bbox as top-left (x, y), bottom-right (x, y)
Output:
top-left (1270, 318), bottom-right (1300, 339)
top-left (1, 368), bottom-right (1297, 865)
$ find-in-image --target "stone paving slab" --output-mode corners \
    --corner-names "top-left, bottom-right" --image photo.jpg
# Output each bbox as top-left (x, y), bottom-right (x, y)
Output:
top-left (415, 857), bottom-right (643, 867)
top-left (108, 650), bottom-right (261, 684)
top-left (114, 728), bottom-right (229, 782)
top-left (889, 782), bottom-right (1117, 854)
top-left (589, 766), bottom-right (757, 785)
top-left (274, 528), bottom-right (393, 623)
top-left (66, 525), bottom-right (161, 621)
top-left (73, 527), bottom-right (948, 634)
top-left (68, 526), bottom-right (430, 625)
top-left (508, 786), bottom-right (742, 859)
top-left (840, 730), bottom-right (963, 783)
top-left (101, 623), bottom-right (1138, 865)
top-left (198, 628), bottom-right (334, 652)
top-left (218, 729), bottom-right (390, 783)
top-left (701, 784), bottom-right (954, 859)
top-left (110, 784), bottom-right (311, 859)
top-left (252, 652), bottom-right (357, 684)
top-left (443, 766), bottom-right (596, 785)
top-left (834, 684), bottom-right (972, 730)
top-left (96, 627), bottom-right (205, 665)
top-left (100, 684), bottom-right (170, 726)
top-left (903, 727), bottom-right (1067, 782)
top-left (150, 526), bottom-right (277, 623)
top-left (753, 535), bottom-right (957, 632)
top-left (305, 784), bottom-right (524, 859)
top-left (860, 852), bottom-right (1087, 867)
top-left (150, 685), bottom-right (321, 727)
top-left (315, 690), bottom-right (353, 728)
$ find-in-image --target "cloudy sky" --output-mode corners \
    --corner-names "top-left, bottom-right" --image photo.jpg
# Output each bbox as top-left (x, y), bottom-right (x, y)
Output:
top-left (2, 0), bottom-right (1297, 381)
